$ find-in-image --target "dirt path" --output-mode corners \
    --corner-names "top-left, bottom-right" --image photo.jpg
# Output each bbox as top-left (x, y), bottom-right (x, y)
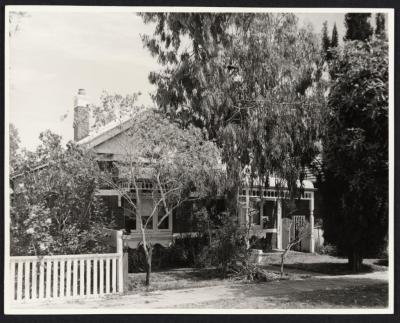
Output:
top-left (9, 270), bottom-right (388, 312)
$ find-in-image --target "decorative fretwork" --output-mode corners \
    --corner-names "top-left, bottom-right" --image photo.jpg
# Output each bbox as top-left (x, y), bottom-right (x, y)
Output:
top-left (240, 188), bottom-right (312, 200)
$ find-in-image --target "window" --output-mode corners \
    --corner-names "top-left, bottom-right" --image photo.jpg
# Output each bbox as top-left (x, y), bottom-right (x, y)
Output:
top-left (141, 215), bottom-right (153, 230)
top-left (123, 198), bottom-right (136, 233)
top-left (157, 206), bottom-right (169, 230)
top-left (140, 198), bottom-right (154, 230)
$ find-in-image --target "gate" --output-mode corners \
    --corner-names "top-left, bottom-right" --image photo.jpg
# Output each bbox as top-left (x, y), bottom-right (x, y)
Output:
top-left (292, 215), bottom-right (306, 251)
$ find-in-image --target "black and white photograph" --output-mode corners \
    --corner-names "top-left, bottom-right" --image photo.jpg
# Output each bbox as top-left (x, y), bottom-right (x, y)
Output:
top-left (4, 6), bottom-right (394, 314)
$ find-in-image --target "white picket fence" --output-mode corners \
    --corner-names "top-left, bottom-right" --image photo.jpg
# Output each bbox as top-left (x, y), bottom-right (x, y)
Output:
top-left (10, 231), bottom-right (124, 303)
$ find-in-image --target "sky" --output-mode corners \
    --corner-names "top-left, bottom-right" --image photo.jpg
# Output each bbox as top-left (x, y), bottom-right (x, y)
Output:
top-left (8, 10), bottom-right (349, 151)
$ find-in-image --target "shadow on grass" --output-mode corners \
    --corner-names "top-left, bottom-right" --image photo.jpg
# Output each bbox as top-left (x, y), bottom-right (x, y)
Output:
top-left (282, 262), bottom-right (375, 275)
top-left (286, 283), bottom-right (388, 308)
top-left (374, 259), bottom-right (388, 267)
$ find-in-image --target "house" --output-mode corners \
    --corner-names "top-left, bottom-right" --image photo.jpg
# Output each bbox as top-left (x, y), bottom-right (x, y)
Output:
top-left (72, 89), bottom-right (317, 252)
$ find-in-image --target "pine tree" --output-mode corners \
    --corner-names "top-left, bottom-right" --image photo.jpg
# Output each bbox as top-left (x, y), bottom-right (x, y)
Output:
top-left (321, 21), bottom-right (331, 59)
top-left (375, 13), bottom-right (386, 39)
top-left (344, 13), bottom-right (373, 41)
top-left (331, 23), bottom-right (338, 47)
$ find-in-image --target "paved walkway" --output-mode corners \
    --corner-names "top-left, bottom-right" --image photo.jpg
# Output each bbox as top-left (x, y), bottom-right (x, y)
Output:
top-left (8, 270), bottom-right (388, 313)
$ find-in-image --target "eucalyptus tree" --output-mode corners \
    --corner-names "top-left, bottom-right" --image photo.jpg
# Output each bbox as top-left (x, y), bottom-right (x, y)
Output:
top-left (140, 13), bottom-right (325, 214)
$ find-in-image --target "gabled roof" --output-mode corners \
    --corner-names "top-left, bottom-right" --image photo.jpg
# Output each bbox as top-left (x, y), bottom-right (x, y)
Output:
top-left (77, 117), bottom-right (135, 149)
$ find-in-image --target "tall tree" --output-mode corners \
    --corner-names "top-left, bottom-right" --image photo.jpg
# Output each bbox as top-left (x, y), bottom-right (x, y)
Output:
top-left (344, 13), bottom-right (373, 41)
top-left (375, 13), bottom-right (386, 39)
top-left (140, 13), bottom-right (324, 217)
top-left (320, 39), bottom-right (388, 272)
top-left (331, 23), bottom-right (339, 47)
top-left (321, 21), bottom-right (331, 59)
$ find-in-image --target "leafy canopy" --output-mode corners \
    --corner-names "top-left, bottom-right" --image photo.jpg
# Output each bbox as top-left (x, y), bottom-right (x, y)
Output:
top-left (320, 39), bottom-right (388, 270)
top-left (344, 13), bottom-right (373, 42)
top-left (140, 13), bottom-right (325, 200)
top-left (91, 90), bottom-right (143, 131)
top-left (111, 108), bottom-right (224, 207)
top-left (11, 131), bottom-right (111, 256)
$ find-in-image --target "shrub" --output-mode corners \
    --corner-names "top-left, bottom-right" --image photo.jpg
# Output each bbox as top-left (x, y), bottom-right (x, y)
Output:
top-left (203, 214), bottom-right (247, 275)
top-left (164, 234), bottom-right (209, 268)
top-left (318, 244), bottom-right (337, 256)
top-left (249, 236), bottom-right (272, 252)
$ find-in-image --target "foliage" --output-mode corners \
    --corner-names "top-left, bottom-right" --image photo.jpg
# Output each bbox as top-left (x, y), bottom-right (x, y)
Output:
top-left (126, 235), bottom-right (209, 272)
top-left (140, 13), bottom-right (325, 213)
top-left (10, 131), bottom-right (112, 256)
top-left (90, 90), bottom-right (143, 130)
top-left (321, 21), bottom-right (331, 60)
top-left (331, 23), bottom-right (339, 48)
top-left (198, 213), bottom-right (248, 276)
top-left (344, 13), bottom-right (373, 42)
top-left (165, 235), bottom-right (209, 268)
top-left (375, 13), bottom-right (386, 39)
top-left (320, 39), bottom-right (388, 271)
top-left (100, 108), bottom-right (224, 285)
top-left (9, 123), bottom-right (21, 174)
top-left (317, 244), bottom-right (337, 256)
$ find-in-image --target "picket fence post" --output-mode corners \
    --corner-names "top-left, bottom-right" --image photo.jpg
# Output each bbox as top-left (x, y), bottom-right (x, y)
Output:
top-left (116, 230), bottom-right (124, 293)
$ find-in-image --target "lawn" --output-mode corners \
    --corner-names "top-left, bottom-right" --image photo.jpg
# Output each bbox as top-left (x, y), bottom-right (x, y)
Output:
top-left (126, 251), bottom-right (388, 294)
top-left (127, 268), bottom-right (231, 293)
top-left (259, 251), bottom-right (387, 276)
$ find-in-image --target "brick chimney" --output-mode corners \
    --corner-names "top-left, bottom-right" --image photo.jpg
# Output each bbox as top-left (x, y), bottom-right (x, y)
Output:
top-left (73, 89), bottom-right (90, 141)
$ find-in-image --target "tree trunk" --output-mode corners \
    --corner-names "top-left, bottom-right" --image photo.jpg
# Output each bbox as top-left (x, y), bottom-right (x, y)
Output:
top-left (348, 250), bottom-right (363, 272)
top-left (226, 163), bottom-right (240, 218)
top-left (144, 246), bottom-right (152, 286)
top-left (280, 249), bottom-right (289, 278)
top-left (227, 184), bottom-right (239, 218)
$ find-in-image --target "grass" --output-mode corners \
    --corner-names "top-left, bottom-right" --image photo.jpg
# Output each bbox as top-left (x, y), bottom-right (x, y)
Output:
top-left (126, 264), bottom-right (313, 293)
top-left (126, 268), bottom-right (232, 293)
top-left (173, 283), bottom-right (388, 309)
top-left (259, 251), bottom-right (387, 276)
top-left (126, 251), bottom-right (388, 307)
